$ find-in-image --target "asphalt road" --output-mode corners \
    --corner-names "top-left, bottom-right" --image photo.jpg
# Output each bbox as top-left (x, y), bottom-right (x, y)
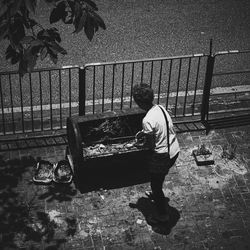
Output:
top-left (0, 0), bottom-right (250, 71)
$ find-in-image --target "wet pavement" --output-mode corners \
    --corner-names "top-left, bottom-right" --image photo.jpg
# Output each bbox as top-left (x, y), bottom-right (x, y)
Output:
top-left (0, 125), bottom-right (250, 250)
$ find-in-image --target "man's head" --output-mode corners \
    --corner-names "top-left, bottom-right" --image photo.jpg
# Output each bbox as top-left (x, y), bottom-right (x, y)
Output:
top-left (132, 84), bottom-right (154, 111)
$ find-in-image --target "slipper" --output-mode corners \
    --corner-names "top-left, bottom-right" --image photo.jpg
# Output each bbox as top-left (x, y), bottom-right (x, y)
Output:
top-left (33, 160), bottom-right (53, 184)
top-left (53, 160), bottom-right (73, 184)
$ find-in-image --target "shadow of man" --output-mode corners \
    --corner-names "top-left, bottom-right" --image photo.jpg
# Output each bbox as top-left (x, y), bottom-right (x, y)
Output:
top-left (129, 197), bottom-right (180, 235)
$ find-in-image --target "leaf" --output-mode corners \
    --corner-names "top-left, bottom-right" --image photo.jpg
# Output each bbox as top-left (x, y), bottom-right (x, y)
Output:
top-left (11, 53), bottom-right (20, 64)
top-left (47, 28), bottom-right (61, 42)
top-left (46, 46), bottom-right (58, 64)
top-left (30, 45), bottom-right (42, 55)
top-left (5, 45), bottom-right (17, 60)
top-left (74, 11), bottom-right (87, 34)
top-left (23, 47), bottom-right (38, 72)
top-left (90, 11), bottom-right (106, 30)
top-left (10, 0), bottom-right (23, 16)
top-left (74, 1), bottom-right (82, 20)
top-left (49, 1), bottom-right (66, 24)
top-left (84, 15), bottom-right (95, 40)
top-left (21, 35), bottom-right (34, 44)
top-left (68, 0), bottom-right (75, 13)
top-left (27, 55), bottom-right (37, 72)
top-left (24, 0), bottom-right (37, 13)
top-left (30, 39), bottom-right (43, 47)
top-left (10, 21), bottom-right (25, 45)
top-left (84, 0), bottom-right (98, 11)
top-left (29, 19), bottom-right (37, 27)
top-left (47, 41), bottom-right (67, 55)
top-left (44, 0), bottom-right (60, 4)
top-left (37, 29), bottom-right (51, 41)
top-left (49, 53), bottom-right (58, 64)
top-left (0, 23), bottom-right (8, 41)
top-left (0, 4), bottom-right (8, 18)
top-left (24, 18), bottom-right (37, 29)
top-left (19, 58), bottom-right (28, 76)
top-left (40, 47), bottom-right (47, 60)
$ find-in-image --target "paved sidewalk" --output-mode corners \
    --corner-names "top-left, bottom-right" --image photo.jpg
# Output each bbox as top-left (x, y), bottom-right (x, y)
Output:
top-left (0, 125), bottom-right (250, 250)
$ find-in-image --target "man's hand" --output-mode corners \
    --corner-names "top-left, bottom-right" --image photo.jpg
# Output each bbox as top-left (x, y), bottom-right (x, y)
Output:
top-left (135, 131), bottom-right (154, 149)
top-left (135, 131), bottom-right (145, 141)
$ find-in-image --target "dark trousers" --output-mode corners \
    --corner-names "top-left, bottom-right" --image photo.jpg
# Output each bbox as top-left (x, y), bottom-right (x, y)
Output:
top-left (150, 153), bottom-right (178, 214)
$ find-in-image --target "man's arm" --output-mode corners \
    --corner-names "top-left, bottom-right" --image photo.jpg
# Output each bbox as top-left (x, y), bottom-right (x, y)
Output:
top-left (135, 131), bottom-right (154, 149)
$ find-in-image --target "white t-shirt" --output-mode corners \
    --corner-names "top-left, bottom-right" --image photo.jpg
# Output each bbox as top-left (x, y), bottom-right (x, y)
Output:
top-left (142, 105), bottom-right (180, 158)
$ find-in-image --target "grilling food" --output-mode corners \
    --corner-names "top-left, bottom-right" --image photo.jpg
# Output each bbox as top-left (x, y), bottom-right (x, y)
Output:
top-left (83, 140), bottom-right (142, 158)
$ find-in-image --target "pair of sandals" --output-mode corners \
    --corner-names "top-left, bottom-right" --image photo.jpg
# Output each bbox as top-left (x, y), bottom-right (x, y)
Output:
top-left (33, 159), bottom-right (73, 184)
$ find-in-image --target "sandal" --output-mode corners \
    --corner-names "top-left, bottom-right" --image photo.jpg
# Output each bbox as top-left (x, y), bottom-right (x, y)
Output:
top-left (53, 160), bottom-right (73, 184)
top-left (33, 160), bottom-right (53, 184)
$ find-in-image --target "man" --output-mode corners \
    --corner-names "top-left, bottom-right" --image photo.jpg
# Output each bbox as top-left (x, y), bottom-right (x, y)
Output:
top-left (132, 83), bottom-right (180, 222)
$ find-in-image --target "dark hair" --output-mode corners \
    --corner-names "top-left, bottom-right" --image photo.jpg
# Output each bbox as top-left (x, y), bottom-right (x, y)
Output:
top-left (132, 84), bottom-right (154, 105)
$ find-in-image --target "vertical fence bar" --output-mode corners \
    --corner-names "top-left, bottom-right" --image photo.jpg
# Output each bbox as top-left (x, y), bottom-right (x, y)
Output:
top-left (201, 40), bottom-right (214, 122)
top-left (29, 73), bottom-right (34, 131)
top-left (92, 66), bottom-right (96, 114)
top-left (183, 57), bottom-right (191, 116)
top-left (49, 70), bottom-right (53, 129)
top-left (157, 60), bottom-right (163, 104)
top-left (19, 74), bottom-right (25, 133)
top-left (150, 61), bottom-right (154, 87)
top-left (120, 63), bottom-right (125, 110)
top-left (192, 57), bottom-right (201, 115)
top-left (129, 62), bottom-right (135, 108)
top-left (0, 75), bottom-right (5, 135)
top-left (166, 59), bottom-right (172, 109)
top-left (79, 66), bottom-right (86, 116)
top-left (9, 74), bottom-right (15, 134)
top-left (69, 69), bottom-right (72, 117)
top-left (111, 65), bottom-right (115, 111)
top-left (59, 69), bottom-right (62, 128)
top-left (39, 71), bottom-right (43, 131)
top-left (201, 55), bottom-right (215, 121)
top-left (174, 59), bottom-right (182, 116)
top-left (141, 61), bottom-right (144, 83)
top-left (102, 65), bottom-right (105, 112)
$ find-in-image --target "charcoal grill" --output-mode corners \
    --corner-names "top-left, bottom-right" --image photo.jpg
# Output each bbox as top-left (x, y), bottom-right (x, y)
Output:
top-left (66, 108), bottom-right (151, 191)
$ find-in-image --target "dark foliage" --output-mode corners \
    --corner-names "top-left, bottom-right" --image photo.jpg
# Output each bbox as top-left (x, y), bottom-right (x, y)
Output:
top-left (0, 0), bottom-right (106, 75)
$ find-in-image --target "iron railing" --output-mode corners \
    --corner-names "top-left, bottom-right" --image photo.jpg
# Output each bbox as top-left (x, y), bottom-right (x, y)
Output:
top-left (79, 54), bottom-right (208, 118)
top-left (0, 66), bottom-right (79, 136)
top-left (207, 49), bottom-right (250, 119)
top-left (1, 47), bottom-right (250, 137)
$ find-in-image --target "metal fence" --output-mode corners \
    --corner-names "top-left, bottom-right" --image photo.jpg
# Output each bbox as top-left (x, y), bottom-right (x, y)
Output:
top-left (0, 66), bottom-right (79, 136)
top-left (1, 48), bottom-right (250, 137)
top-left (208, 50), bottom-right (250, 119)
top-left (79, 54), bottom-right (208, 119)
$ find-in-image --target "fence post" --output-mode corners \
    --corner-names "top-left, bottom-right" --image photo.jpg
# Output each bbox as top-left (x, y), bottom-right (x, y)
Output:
top-left (201, 40), bottom-right (215, 122)
top-left (79, 66), bottom-right (86, 116)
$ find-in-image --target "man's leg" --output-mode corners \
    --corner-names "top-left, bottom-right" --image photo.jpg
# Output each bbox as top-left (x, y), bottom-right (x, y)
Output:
top-left (150, 173), bottom-right (167, 215)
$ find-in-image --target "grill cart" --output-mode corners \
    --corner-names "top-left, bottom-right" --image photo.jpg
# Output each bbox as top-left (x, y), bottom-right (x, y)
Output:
top-left (66, 108), bottom-right (151, 191)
